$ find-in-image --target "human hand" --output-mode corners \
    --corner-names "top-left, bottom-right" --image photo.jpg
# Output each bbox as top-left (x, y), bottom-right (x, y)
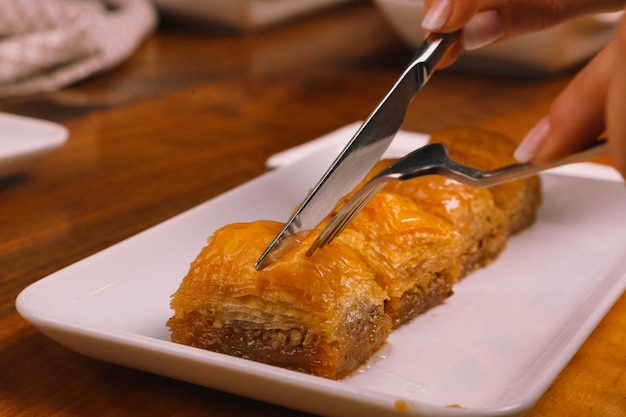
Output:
top-left (421, 0), bottom-right (626, 180)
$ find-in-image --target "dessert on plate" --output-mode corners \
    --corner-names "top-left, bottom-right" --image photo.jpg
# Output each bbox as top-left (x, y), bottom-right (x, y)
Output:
top-left (168, 126), bottom-right (542, 379)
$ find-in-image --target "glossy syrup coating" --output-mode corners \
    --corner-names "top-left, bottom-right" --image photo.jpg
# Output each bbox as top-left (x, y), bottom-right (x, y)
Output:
top-left (168, 127), bottom-right (542, 379)
top-left (168, 220), bottom-right (392, 379)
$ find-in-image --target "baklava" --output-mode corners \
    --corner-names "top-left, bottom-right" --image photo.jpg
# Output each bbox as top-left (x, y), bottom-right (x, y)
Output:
top-left (168, 220), bottom-right (392, 380)
top-left (168, 126), bottom-right (542, 379)
top-left (428, 126), bottom-right (543, 234)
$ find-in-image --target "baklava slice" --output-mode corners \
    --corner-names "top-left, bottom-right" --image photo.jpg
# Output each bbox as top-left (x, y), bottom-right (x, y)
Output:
top-left (383, 171), bottom-right (507, 276)
top-left (334, 191), bottom-right (462, 326)
top-left (167, 220), bottom-right (391, 380)
top-left (429, 126), bottom-right (542, 234)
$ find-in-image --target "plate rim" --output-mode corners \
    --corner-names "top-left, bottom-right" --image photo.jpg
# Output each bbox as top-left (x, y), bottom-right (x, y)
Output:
top-left (14, 125), bottom-right (626, 417)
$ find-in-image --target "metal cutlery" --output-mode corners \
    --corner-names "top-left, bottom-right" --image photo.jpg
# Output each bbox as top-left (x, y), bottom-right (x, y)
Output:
top-left (307, 139), bottom-right (608, 256)
top-left (256, 32), bottom-right (460, 270)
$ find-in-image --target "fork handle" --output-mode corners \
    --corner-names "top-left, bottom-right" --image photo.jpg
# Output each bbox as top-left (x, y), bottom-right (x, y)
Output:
top-left (474, 139), bottom-right (609, 187)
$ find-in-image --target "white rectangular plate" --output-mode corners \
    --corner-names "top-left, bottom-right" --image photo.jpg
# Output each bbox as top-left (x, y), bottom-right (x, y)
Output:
top-left (0, 112), bottom-right (68, 178)
top-left (17, 125), bottom-right (626, 417)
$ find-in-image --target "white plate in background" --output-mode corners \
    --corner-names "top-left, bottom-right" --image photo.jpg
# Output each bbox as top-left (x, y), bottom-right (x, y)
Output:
top-left (0, 112), bottom-right (68, 178)
top-left (17, 125), bottom-right (626, 417)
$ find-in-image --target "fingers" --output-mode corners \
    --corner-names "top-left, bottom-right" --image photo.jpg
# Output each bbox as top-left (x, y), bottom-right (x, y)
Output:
top-left (422, 0), bottom-right (626, 47)
top-left (421, 0), bottom-right (452, 31)
top-left (514, 12), bottom-right (626, 183)
top-left (422, 0), bottom-right (480, 32)
top-left (462, 9), bottom-right (506, 50)
top-left (516, 9), bottom-right (626, 181)
top-left (514, 41), bottom-right (613, 164)
top-left (606, 12), bottom-right (626, 178)
top-left (420, 0), bottom-right (626, 180)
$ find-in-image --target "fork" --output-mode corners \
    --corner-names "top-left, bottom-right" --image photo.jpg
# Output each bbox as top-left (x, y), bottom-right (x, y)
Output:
top-left (306, 139), bottom-right (608, 256)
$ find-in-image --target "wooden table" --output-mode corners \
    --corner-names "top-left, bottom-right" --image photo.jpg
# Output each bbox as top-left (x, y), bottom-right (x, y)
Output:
top-left (1, 3), bottom-right (624, 416)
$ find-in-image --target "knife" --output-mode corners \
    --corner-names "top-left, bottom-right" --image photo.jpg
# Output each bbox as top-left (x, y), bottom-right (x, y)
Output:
top-left (256, 31), bottom-right (460, 270)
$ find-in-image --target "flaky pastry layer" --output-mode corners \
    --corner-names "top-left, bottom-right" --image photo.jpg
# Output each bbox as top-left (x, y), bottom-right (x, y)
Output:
top-left (168, 126), bottom-right (542, 379)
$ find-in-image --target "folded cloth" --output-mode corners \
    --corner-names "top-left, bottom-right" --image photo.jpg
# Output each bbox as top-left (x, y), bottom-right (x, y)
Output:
top-left (0, 0), bottom-right (157, 97)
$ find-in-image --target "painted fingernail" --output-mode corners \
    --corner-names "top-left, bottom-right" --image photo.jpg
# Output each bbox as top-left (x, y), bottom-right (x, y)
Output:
top-left (514, 117), bottom-right (551, 162)
top-left (463, 10), bottom-right (505, 50)
top-left (422, 0), bottom-right (453, 31)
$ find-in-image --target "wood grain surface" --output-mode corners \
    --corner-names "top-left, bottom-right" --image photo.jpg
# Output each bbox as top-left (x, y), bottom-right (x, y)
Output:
top-left (1, 3), bottom-right (623, 416)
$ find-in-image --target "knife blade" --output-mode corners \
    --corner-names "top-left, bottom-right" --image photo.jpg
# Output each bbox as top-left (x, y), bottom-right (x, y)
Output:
top-left (256, 31), bottom-right (459, 270)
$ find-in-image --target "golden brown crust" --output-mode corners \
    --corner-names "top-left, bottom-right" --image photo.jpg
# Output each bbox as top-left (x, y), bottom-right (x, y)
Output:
top-left (383, 171), bottom-right (507, 276)
top-left (168, 220), bottom-right (392, 379)
top-left (168, 126), bottom-right (542, 379)
top-left (428, 126), bottom-right (543, 235)
top-left (334, 191), bottom-right (461, 325)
